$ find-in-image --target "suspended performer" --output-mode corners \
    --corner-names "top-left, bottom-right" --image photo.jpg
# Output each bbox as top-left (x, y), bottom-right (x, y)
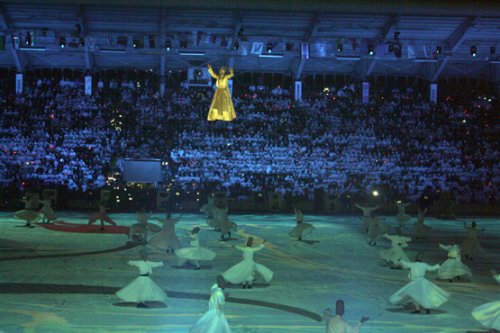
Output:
top-left (207, 64), bottom-right (236, 122)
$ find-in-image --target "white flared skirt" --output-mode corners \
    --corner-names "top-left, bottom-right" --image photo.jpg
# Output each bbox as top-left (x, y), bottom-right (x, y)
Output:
top-left (396, 213), bottom-right (411, 224)
top-left (389, 278), bottom-right (449, 309)
top-left (148, 232), bottom-right (181, 251)
top-left (13, 209), bottom-right (40, 222)
top-left (461, 238), bottom-right (483, 257)
top-left (222, 260), bottom-right (273, 284)
top-left (200, 204), bottom-right (214, 218)
top-left (415, 224), bottom-right (428, 238)
top-left (437, 258), bottom-right (472, 279)
top-left (380, 246), bottom-right (409, 266)
top-left (220, 220), bottom-right (237, 234)
top-left (115, 276), bottom-right (168, 303)
top-left (189, 309), bottom-right (231, 333)
top-left (207, 218), bottom-right (221, 229)
top-left (289, 223), bottom-right (315, 238)
top-left (472, 301), bottom-right (500, 330)
top-left (176, 246), bottom-right (216, 261)
top-left (40, 207), bottom-right (57, 220)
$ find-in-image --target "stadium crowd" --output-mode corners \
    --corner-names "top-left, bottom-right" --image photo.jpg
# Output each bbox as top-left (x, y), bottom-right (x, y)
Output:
top-left (0, 74), bottom-right (498, 205)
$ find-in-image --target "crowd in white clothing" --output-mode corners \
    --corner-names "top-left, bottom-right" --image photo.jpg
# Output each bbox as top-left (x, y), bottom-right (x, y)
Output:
top-left (0, 76), bottom-right (498, 205)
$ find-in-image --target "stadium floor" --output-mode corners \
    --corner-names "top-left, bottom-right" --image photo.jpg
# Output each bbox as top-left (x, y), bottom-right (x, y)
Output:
top-left (0, 212), bottom-right (498, 333)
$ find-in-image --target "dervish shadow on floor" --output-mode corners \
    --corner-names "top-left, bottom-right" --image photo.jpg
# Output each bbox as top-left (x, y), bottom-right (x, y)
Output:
top-left (113, 301), bottom-right (167, 308)
top-left (224, 282), bottom-right (271, 289)
top-left (171, 264), bottom-right (213, 270)
top-left (298, 239), bottom-right (320, 245)
top-left (386, 305), bottom-right (447, 315)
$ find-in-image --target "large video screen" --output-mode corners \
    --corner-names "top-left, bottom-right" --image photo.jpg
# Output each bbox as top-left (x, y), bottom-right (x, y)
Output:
top-left (122, 159), bottom-right (162, 183)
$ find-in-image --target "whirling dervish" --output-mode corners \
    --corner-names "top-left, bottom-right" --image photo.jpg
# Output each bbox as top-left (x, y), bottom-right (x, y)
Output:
top-left (323, 299), bottom-right (369, 333)
top-left (207, 64), bottom-right (236, 121)
top-left (129, 210), bottom-right (161, 243)
top-left (471, 271), bottom-right (500, 331)
top-left (389, 252), bottom-right (449, 314)
top-left (461, 221), bottom-right (485, 260)
top-left (366, 213), bottom-right (387, 246)
top-left (115, 250), bottom-right (168, 308)
top-left (13, 193), bottom-right (41, 228)
top-left (148, 213), bottom-right (181, 254)
top-left (213, 206), bottom-right (237, 240)
top-left (39, 198), bottom-right (57, 223)
top-left (189, 276), bottom-right (231, 333)
top-left (437, 241), bottom-right (472, 282)
top-left (395, 201), bottom-right (412, 226)
top-left (88, 200), bottom-right (116, 230)
top-left (355, 203), bottom-right (379, 232)
top-left (414, 208), bottom-right (429, 240)
top-left (200, 195), bottom-right (215, 220)
top-left (380, 231), bottom-right (412, 269)
top-left (222, 237), bottom-right (273, 289)
top-left (289, 207), bottom-right (315, 241)
top-left (176, 227), bottom-right (216, 269)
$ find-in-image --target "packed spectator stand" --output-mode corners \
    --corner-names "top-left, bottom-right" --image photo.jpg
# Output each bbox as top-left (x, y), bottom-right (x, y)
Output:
top-left (0, 73), bottom-right (498, 211)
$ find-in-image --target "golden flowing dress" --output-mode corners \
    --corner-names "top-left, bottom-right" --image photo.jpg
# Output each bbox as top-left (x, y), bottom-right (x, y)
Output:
top-left (207, 68), bottom-right (236, 121)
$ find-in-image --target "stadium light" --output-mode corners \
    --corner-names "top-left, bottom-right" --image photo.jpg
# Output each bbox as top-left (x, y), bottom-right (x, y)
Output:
top-left (368, 44), bottom-right (374, 56)
top-left (470, 46), bottom-right (477, 57)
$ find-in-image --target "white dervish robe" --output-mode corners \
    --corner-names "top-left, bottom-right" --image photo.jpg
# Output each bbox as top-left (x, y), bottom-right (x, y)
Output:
top-left (176, 233), bottom-right (216, 267)
top-left (437, 244), bottom-right (472, 279)
top-left (471, 274), bottom-right (500, 330)
top-left (390, 261), bottom-right (449, 309)
top-left (200, 197), bottom-right (215, 219)
top-left (190, 284), bottom-right (231, 333)
top-left (355, 204), bottom-right (378, 217)
top-left (222, 244), bottom-right (273, 284)
top-left (115, 260), bottom-right (167, 303)
top-left (323, 311), bottom-right (362, 333)
top-left (148, 218), bottom-right (181, 252)
top-left (395, 202), bottom-right (411, 225)
top-left (461, 226), bottom-right (484, 258)
top-left (380, 234), bottom-right (411, 266)
top-left (39, 199), bottom-right (57, 221)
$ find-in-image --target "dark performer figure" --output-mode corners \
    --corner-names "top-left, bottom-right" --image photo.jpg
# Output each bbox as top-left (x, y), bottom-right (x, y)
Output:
top-left (289, 206), bottom-right (315, 241)
top-left (88, 200), bottom-right (116, 230)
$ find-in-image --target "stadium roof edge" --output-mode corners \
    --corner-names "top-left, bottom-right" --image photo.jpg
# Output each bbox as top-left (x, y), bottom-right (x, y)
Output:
top-left (2, 0), bottom-right (500, 16)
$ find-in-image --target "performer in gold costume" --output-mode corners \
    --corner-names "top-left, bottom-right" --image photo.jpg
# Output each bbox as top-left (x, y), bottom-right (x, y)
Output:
top-left (207, 64), bottom-right (236, 121)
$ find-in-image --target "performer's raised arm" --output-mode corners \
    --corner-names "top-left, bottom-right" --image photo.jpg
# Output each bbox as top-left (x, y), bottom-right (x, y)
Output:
top-left (227, 67), bottom-right (234, 79)
top-left (150, 261), bottom-right (164, 268)
top-left (439, 244), bottom-right (451, 251)
top-left (426, 263), bottom-right (441, 271)
top-left (207, 64), bottom-right (218, 79)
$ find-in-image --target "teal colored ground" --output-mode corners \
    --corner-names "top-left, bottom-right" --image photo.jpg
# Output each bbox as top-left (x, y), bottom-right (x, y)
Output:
top-left (0, 212), bottom-right (498, 333)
